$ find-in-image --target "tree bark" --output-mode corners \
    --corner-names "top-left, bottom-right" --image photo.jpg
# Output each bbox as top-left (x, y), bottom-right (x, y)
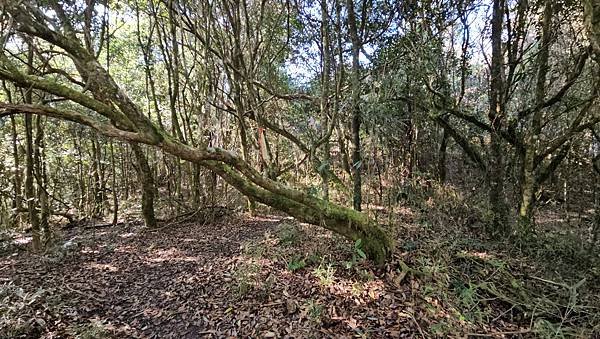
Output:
top-left (488, 0), bottom-right (509, 235)
top-left (131, 143), bottom-right (157, 228)
top-left (10, 115), bottom-right (22, 226)
top-left (438, 128), bottom-right (448, 183)
top-left (346, 0), bottom-right (362, 211)
top-left (519, 0), bottom-right (552, 232)
top-left (34, 115), bottom-right (50, 242)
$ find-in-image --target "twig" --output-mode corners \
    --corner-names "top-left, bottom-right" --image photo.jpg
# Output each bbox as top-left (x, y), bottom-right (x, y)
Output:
top-left (62, 277), bottom-right (105, 303)
top-left (465, 329), bottom-right (532, 337)
top-left (491, 304), bottom-right (516, 322)
top-left (399, 312), bottom-right (425, 339)
top-left (531, 276), bottom-right (569, 289)
top-left (84, 221), bottom-right (126, 229)
top-left (261, 301), bottom-right (284, 307)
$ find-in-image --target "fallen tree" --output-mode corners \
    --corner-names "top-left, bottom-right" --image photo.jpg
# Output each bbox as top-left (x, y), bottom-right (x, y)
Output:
top-left (0, 0), bottom-right (393, 264)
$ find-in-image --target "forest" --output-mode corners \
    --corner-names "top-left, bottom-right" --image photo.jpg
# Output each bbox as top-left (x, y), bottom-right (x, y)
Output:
top-left (0, 0), bottom-right (599, 337)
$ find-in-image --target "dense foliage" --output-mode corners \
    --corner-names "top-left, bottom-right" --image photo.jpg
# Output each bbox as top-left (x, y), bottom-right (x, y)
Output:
top-left (0, 0), bottom-right (598, 273)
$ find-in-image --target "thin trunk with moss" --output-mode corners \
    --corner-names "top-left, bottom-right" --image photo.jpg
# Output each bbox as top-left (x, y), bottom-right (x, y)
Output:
top-left (519, 0), bottom-right (552, 232)
top-left (34, 115), bottom-right (50, 242)
top-left (131, 143), bottom-right (157, 228)
top-left (488, 0), bottom-right (509, 235)
top-left (346, 0), bottom-right (362, 211)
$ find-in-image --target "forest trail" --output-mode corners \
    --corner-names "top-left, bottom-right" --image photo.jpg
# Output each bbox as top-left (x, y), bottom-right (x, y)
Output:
top-left (3, 212), bottom-right (598, 338)
top-left (2, 216), bottom-right (423, 338)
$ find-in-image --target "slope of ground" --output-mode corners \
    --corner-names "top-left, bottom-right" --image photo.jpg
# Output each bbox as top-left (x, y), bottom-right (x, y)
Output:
top-left (1, 210), bottom-right (599, 338)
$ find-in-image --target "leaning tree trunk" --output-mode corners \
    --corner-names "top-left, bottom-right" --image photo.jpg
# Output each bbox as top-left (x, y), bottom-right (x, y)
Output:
top-left (0, 1), bottom-right (393, 263)
top-left (204, 160), bottom-right (393, 264)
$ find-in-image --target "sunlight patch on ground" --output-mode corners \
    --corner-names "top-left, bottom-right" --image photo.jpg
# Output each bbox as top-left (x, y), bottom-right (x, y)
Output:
top-left (81, 247), bottom-right (100, 254)
top-left (251, 215), bottom-right (283, 222)
top-left (86, 263), bottom-right (119, 272)
top-left (119, 232), bottom-right (137, 238)
top-left (146, 248), bottom-right (200, 263)
top-left (459, 251), bottom-right (492, 260)
top-left (114, 245), bottom-right (136, 253)
top-left (396, 206), bottom-right (415, 216)
top-left (141, 307), bottom-right (163, 318)
top-left (12, 236), bottom-right (31, 245)
top-left (326, 278), bottom-right (386, 304)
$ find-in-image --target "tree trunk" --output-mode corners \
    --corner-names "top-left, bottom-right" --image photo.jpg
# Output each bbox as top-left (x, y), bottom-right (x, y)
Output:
top-left (90, 138), bottom-right (103, 217)
top-left (110, 141), bottom-right (119, 225)
top-left (519, 0), bottom-right (552, 232)
top-left (75, 133), bottom-right (86, 214)
top-left (583, 0), bottom-right (600, 61)
top-left (10, 115), bottom-right (22, 226)
top-left (25, 112), bottom-right (40, 250)
top-left (346, 0), bottom-right (362, 211)
top-left (438, 128), bottom-right (448, 183)
top-left (488, 0), bottom-right (509, 235)
top-left (34, 115), bottom-right (50, 242)
top-left (320, 0), bottom-right (332, 201)
top-left (23, 41), bottom-right (41, 250)
top-left (131, 143), bottom-right (157, 228)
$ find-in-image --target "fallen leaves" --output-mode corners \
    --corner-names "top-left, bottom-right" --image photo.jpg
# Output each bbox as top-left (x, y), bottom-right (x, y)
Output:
top-left (3, 214), bottom-right (578, 338)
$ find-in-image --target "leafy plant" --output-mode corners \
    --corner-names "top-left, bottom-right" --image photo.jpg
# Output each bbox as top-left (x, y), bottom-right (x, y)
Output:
top-left (0, 283), bottom-right (47, 338)
top-left (305, 299), bottom-right (323, 323)
top-left (232, 262), bottom-right (261, 296)
top-left (343, 239), bottom-right (368, 269)
top-left (287, 256), bottom-right (306, 271)
top-left (313, 261), bottom-right (336, 287)
top-left (242, 242), bottom-right (266, 259)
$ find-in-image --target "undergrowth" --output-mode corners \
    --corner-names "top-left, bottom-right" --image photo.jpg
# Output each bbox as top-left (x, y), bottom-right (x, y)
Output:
top-left (393, 180), bottom-right (600, 337)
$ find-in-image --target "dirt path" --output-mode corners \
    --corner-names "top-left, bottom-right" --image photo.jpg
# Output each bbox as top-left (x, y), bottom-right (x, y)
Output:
top-left (1, 216), bottom-right (419, 338)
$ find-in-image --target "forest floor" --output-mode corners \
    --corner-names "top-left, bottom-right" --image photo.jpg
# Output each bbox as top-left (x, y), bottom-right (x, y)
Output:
top-left (1, 206), bottom-right (600, 338)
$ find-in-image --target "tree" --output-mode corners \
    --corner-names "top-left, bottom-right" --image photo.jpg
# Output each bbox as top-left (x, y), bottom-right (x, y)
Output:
top-left (346, 0), bottom-right (363, 211)
top-left (0, 0), bottom-right (392, 264)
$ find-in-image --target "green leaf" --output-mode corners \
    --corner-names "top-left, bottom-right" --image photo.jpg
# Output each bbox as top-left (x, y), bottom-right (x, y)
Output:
top-left (354, 239), bottom-right (362, 248)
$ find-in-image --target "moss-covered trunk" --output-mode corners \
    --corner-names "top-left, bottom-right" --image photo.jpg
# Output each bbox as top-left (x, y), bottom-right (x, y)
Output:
top-left (205, 161), bottom-right (393, 265)
top-left (0, 3), bottom-right (393, 263)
